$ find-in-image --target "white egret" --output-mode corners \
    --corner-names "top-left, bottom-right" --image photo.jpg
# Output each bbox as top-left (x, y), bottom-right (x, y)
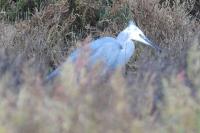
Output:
top-left (46, 21), bottom-right (161, 80)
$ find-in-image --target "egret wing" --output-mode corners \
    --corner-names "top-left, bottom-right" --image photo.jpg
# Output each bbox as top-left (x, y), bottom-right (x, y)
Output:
top-left (47, 37), bottom-right (122, 80)
top-left (90, 37), bottom-right (116, 51)
top-left (88, 38), bottom-right (122, 69)
top-left (69, 37), bottom-right (118, 63)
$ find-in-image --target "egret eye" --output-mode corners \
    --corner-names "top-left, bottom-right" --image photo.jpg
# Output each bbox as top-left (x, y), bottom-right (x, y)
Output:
top-left (139, 34), bottom-right (144, 38)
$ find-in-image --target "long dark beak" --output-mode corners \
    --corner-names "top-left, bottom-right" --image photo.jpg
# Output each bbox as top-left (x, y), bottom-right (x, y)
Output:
top-left (142, 36), bottom-right (161, 53)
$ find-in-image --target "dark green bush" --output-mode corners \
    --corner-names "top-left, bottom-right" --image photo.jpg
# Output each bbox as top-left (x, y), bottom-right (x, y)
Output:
top-left (0, 0), bottom-right (58, 21)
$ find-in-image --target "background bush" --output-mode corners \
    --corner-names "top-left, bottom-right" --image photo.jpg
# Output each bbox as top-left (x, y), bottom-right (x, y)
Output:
top-left (0, 0), bottom-right (200, 132)
top-left (0, 0), bottom-right (58, 21)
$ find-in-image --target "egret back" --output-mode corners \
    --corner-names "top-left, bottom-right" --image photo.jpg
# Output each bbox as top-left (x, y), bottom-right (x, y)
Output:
top-left (69, 37), bottom-right (117, 62)
top-left (88, 37), bottom-right (122, 68)
top-left (69, 37), bottom-right (134, 69)
top-left (47, 36), bottom-right (135, 80)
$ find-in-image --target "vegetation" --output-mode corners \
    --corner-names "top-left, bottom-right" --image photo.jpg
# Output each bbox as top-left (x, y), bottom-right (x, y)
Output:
top-left (0, 0), bottom-right (58, 21)
top-left (0, 0), bottom-right (200, 132)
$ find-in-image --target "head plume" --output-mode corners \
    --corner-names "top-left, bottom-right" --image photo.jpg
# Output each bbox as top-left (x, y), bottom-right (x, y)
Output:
top-left (128, 20), bottom-right (136, 26)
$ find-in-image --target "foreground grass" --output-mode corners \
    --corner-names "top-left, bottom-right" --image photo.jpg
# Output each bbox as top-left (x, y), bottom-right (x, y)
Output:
top-left (0, 0), bottom-right (200, 132)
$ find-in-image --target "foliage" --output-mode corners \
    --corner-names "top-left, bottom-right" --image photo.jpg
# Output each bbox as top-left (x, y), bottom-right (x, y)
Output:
top-left (0, 0), bottom-right (58, 21)
top-left (0, 0), bottom-right (200, 132)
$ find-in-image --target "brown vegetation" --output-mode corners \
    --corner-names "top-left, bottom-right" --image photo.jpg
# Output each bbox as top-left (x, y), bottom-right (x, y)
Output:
top-left (0, 0), bottom-right (200, 132)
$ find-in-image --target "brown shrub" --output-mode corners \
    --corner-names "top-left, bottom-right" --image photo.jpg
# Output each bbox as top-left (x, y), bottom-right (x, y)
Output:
top-left (0, 1), bottom-right (200, 132)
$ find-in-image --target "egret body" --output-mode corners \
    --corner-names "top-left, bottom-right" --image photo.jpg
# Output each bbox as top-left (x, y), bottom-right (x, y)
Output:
top-left (46, 21), bottom-right (160, 80)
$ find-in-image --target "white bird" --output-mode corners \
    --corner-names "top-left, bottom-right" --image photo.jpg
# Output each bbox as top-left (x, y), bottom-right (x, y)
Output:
top-left (46, 20), bottom-right (161, 80)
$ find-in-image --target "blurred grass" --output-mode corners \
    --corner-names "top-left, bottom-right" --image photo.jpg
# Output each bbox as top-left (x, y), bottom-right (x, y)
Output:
top-left (0, 0), bottom-right (200, 132)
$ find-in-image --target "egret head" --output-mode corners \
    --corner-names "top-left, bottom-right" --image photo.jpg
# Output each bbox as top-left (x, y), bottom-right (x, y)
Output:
top-left (126, 21), bottom-right (161, 52)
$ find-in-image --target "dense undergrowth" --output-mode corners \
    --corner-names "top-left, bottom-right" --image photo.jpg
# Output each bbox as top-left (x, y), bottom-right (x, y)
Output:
top-left (0, 0), bottom-right (200, 132)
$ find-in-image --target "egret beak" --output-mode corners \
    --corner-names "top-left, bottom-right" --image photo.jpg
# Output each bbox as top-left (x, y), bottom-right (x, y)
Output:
top-left (141, 35), bottom-right (161, 52)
